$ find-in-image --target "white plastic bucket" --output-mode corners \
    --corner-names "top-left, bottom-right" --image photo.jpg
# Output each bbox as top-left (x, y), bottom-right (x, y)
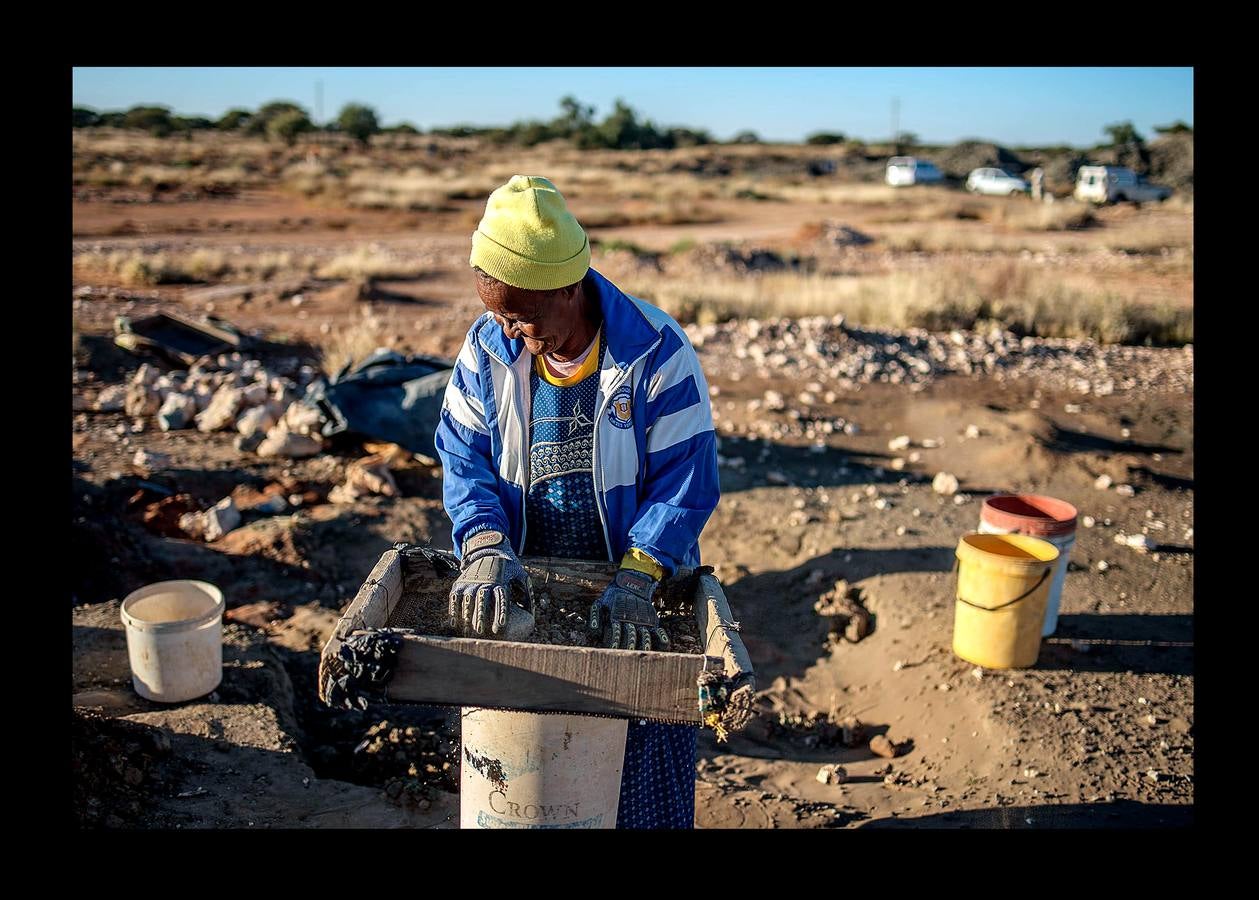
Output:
top-left (460, 708), bottom-right (627, 829)
top-left (979, 494), bottom-right (1078, 637)
top-left (120, 580), bottom-right (224, 703)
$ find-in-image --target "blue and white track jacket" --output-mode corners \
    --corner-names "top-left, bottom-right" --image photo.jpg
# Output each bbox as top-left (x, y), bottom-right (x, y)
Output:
top-left (435, 267), bottom-right (720, 573)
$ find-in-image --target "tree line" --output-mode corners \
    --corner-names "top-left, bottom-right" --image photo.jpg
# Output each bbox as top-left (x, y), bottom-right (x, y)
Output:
top-left (72, 95), bottom-right (860, 149)
top-left (72, 96), bottom-right (1192, 152)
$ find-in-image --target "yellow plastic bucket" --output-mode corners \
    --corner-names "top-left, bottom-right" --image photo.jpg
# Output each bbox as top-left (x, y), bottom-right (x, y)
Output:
top-left (953, 533), bottom-right (1059, 669)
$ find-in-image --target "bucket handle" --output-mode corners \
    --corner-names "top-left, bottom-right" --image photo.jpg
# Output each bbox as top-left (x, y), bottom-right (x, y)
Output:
top-left (955, 568), bottom-right (1050, 613)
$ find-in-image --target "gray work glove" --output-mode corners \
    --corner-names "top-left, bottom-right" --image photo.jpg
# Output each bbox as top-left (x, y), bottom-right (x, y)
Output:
top-left (448, 530), bottom-right (533, 639)
top-left (588, 568), bottom-right (670, 651)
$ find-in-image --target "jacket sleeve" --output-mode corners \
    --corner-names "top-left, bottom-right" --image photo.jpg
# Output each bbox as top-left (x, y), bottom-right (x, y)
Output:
top-left (434, 321), bottom-right (509, 557)
top-left (625, 326), bottom-right (721, 574)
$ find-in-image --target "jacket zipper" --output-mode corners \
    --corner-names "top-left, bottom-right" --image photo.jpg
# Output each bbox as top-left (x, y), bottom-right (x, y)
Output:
top-left (591, 340), bottom-right (661, 562)
top-left (483, 329), bottom-right (661, 562)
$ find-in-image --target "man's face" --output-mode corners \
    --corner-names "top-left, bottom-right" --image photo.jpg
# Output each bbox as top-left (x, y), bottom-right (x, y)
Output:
top-left (475, 275), bottom-right (580, 358)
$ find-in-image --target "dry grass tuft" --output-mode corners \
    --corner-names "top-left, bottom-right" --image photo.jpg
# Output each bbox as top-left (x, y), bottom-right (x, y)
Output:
top-left (575, 200), bottom-right (723, 228)
top-left (315, 246), bottom-right (428, 280)
top-left (988, 200), bottom-right (1097, 231)
top-left (624, 261), bottom-right (1191, 345)
top-left (74, 249), bottom-right (318, 285)
top-left (314, 311), bottom-right (390, 375)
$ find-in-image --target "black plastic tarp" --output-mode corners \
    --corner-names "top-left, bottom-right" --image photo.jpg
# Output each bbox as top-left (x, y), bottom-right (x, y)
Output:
top-left (305, 349), bottom-right (453, 459)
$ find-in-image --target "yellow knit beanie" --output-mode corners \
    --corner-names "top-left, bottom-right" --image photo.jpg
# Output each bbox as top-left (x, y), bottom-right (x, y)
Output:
top-left (470, 175), bottom-right (591, 291)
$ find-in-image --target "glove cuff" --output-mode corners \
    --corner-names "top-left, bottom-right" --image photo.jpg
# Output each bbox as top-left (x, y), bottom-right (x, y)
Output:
top-left (461, 529), bottom-right (514, 564)
top-left (620, 547), bottom-right (665, 581)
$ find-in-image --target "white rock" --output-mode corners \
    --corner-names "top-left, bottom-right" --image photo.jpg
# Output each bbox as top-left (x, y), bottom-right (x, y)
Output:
top-left (763, 390), bottom-right (786, 411)
top-left (908, 451), bottom-right (922, 463)
top-left (891, 457), bottom-right (906, 470)
top-left (1082, 515), bottom-right (1096, 528)
top-left (1123, 533), bottom-right (1155, 553)
top-left (202, 497), bottom-right (241, 542)
top-left (257, 426), bottom-right (323, 459)
top-left (1094, 474), bottom-right (1113, 490)
top-left (132, 449), bottom-right (171, 470)
top-left (178, 511), bottom-right (206, 540)
top-left (965, 424), bottom-right (981, 439)
top-left (921, 438), bottom-right (941, 449)
top-left (157, 393), bottom-right (197, 431)
top-left (933, 472), bottom-right (960, 496)
top-left (124, 383), bottom-right (161, 417)
top-left (953, 493), bottom-right (971, 505)
top-left (1097, 560), bottom-right (1110, 572)
top-left (282, 401), bottom-right (324, 436)
top-left (816, 764), bottom-right (847, 786)
top-left (888, 435), bottom-right (911, 452)
top-left (874, 498), bottom-right (891, 510)
top-left (1115, 484), bottom-right (1136, 498)
top-left (94, 384), bottom-right (127, 412)
top-left (191, 383), bottom-right (215, 411)
top-left (132, 363), bottom-right (160, 387)
top-left (196, 387), bottom-right (244, 432)
top-left (345, 455), bottom-right (400, 498)
top-left (236, 405), bottom-right (278, 437)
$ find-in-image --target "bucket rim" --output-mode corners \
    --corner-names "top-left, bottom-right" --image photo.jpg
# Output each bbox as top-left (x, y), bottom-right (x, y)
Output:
top-left (957, 531), bottom-right (1060, 567)
top-left (120, 580), bottom-right (224, 633)
top-left (981, 493), bottom-right (1078, 537)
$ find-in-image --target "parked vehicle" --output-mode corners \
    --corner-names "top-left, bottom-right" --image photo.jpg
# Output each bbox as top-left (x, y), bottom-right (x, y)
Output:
top-left (966, 167), bottom-right (1029, 196)
top-left (886, 156), bottom-right (944, 186)
top-left (1074, 166), bottom-right (1172, 204)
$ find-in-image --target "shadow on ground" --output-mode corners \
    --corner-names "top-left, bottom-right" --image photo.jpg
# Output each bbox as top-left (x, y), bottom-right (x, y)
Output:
top-left (858, 799), bottom-right (1192, 828)
top-left (1038, 614), bottom-right (1193, 676)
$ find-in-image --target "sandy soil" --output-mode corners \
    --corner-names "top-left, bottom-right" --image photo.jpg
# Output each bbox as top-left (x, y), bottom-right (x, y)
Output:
top-left (72, 193), bottom-right (1193, 829)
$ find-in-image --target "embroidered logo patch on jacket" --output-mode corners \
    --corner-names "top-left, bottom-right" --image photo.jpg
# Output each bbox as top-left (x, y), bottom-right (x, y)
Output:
top-left (608, 385), bottom-right (634, 429)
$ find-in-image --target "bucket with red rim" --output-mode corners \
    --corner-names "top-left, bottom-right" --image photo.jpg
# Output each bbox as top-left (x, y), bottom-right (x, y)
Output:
top-left (979, 494), bottom-right (1078, 636)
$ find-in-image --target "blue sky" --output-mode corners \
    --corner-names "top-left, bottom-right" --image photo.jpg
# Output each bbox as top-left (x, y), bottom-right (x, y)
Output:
top-left (72, 67), bottom-right (1193, 147)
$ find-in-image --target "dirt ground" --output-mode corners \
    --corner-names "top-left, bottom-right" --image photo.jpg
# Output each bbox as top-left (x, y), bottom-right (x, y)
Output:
top-left (71, 174), bottom-right (1193, 829)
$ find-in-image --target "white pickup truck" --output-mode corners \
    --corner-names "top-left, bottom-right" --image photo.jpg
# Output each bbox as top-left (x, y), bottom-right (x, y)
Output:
top-left (1074, 166), bottom-right (1172, 204)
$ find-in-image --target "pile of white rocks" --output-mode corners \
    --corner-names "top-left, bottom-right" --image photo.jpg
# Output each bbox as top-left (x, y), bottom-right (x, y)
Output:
top-left (685, 316), bottom-right (1193, 397)
top-left (104, 353), bottom-right (327, 458)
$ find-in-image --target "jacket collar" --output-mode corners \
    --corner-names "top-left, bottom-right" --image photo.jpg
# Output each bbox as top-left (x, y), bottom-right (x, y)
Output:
top-left (476, 267), bottom-right (660, 369)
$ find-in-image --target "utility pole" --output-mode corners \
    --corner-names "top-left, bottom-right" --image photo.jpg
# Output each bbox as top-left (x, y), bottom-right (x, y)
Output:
top-left (316, 79), bottom-right (324, 127)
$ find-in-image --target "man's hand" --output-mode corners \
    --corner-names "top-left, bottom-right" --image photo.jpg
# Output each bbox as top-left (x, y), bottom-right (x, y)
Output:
top-left (588, 568), bottom-right (670, 651)
top-left (449, 530), bottom-right (532, 638)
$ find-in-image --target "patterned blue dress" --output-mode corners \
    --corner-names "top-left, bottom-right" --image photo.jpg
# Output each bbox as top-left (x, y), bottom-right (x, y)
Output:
top-left (524, 334), bottom-right (698, 830)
